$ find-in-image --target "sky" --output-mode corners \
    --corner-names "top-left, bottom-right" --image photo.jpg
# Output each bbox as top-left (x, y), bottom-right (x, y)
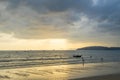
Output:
top-left (0, 0), bottom-right (120, 50)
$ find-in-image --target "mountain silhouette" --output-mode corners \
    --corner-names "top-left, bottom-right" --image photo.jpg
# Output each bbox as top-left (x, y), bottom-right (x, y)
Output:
top-left (77, 46), bottom-right (120, 50)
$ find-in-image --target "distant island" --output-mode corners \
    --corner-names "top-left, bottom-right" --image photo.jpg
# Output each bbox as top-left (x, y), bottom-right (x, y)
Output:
top-left (77, 46), bottom-right (120, 50)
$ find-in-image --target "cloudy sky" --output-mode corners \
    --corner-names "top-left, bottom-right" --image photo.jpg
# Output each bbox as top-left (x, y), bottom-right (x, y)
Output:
top-left (0, 0), bottom-right (120, 50)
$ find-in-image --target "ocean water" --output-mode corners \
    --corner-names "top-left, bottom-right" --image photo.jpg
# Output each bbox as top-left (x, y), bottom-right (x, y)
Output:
top-left (0, 50), bottom-right (120, 69)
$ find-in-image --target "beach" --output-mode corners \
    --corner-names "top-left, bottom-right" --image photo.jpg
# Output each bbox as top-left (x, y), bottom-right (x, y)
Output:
top-left (0, 62), bottom-right (120, 80)
top-left (71, 73), bottom-right (120, 80)
top-left (0, 0), bottom-right (120, 79)
top-left (0, 50), bottom-right (120, 80)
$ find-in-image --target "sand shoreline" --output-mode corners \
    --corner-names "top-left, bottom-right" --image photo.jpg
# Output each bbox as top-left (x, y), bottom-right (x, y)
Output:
top-left (70, 73), bottom-right (120, 80)
top-left (0, 62), bottom-right (120, 80)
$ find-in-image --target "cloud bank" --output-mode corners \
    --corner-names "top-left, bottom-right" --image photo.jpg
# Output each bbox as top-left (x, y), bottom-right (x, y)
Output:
top-left (0, 0), bottom-right (120, 46)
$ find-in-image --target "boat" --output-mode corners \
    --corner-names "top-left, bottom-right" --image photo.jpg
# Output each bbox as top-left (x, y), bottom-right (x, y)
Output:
top-left (73, 55), bottom-right (82, 58)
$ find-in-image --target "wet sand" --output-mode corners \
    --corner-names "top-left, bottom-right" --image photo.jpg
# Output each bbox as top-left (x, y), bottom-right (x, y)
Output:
top-left (0, 62), bottom-right (120, 80)
top-left (71, 73), bottom-right (120, 80)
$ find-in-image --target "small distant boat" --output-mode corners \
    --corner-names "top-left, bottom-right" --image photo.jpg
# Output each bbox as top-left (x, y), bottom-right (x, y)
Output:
top-left (73, 55), bottom-right (82, 58)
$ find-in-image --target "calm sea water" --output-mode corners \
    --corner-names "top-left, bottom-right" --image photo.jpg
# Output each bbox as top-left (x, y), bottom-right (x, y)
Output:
top-left (0, 50), bottom-right (120, 68)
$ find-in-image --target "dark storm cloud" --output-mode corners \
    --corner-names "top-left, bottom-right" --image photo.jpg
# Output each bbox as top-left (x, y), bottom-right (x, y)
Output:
top-left (7, 0), bottom-right (92, 12)
top-left (3, 0), bottom-right (120, 22)
top-left (0, 0), bottom-right (120, 46)
top-left (6, 0), bottom-right (120, 30)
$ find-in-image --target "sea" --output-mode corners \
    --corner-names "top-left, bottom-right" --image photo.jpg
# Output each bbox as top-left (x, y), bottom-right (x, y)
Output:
top-left (0, 50), bottom-right (120, 69)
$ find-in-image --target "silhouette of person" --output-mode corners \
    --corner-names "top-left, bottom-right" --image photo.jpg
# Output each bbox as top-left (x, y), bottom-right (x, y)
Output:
top-left (100, 58), bottom-right (104, 63)
top-left (81, 57), bottom-right (85, 67)
top-left (90, 56), bottom-right (92, 59)
top-left (90, 56), bottom-right (93, 63)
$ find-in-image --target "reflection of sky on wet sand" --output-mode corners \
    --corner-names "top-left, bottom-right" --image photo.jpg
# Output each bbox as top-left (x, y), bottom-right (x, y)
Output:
top-left (0, 62), bottom-right (120, 80)
top-left (28, 65), bottom-right (70, 80)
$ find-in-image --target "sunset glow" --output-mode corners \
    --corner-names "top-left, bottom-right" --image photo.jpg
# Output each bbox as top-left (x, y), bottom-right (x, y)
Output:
top-left (0, 0), bottom-right (119, 50)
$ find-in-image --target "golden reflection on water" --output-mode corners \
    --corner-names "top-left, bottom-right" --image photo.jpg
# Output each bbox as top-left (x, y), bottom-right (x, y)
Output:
top-left (0, 64), bottom-right (97, 80)
top-left (27, 64), bottom-right (89, 80)
top-left (27, 65), bottom-right (71, 80)
top-left (1, 63), bottom-right (120, 80)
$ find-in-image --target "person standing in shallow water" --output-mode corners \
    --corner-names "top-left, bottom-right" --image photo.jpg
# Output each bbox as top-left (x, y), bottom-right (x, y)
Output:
top-left (81, 57), bottom-right (85, 67)
top-left (90, 56), bottom-right (92, 59)
top-left (101, 57), bottom-right (104, 63)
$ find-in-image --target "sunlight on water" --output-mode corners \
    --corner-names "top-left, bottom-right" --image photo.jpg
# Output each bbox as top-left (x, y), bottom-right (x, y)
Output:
top-left (0, 62), bottom-right (120, 80)
top-left (0, 50), bottom-right (120, 80)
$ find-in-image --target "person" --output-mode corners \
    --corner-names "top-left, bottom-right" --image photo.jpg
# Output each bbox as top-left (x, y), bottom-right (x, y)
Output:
top-left (90, 56), bottom-right (93, 63)
top-left (100, 57), bottom-right (104, 63)
top-left (90, 56), bottom-right (92, 59)
top-left (81, 57), bottom-right (85, 67)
